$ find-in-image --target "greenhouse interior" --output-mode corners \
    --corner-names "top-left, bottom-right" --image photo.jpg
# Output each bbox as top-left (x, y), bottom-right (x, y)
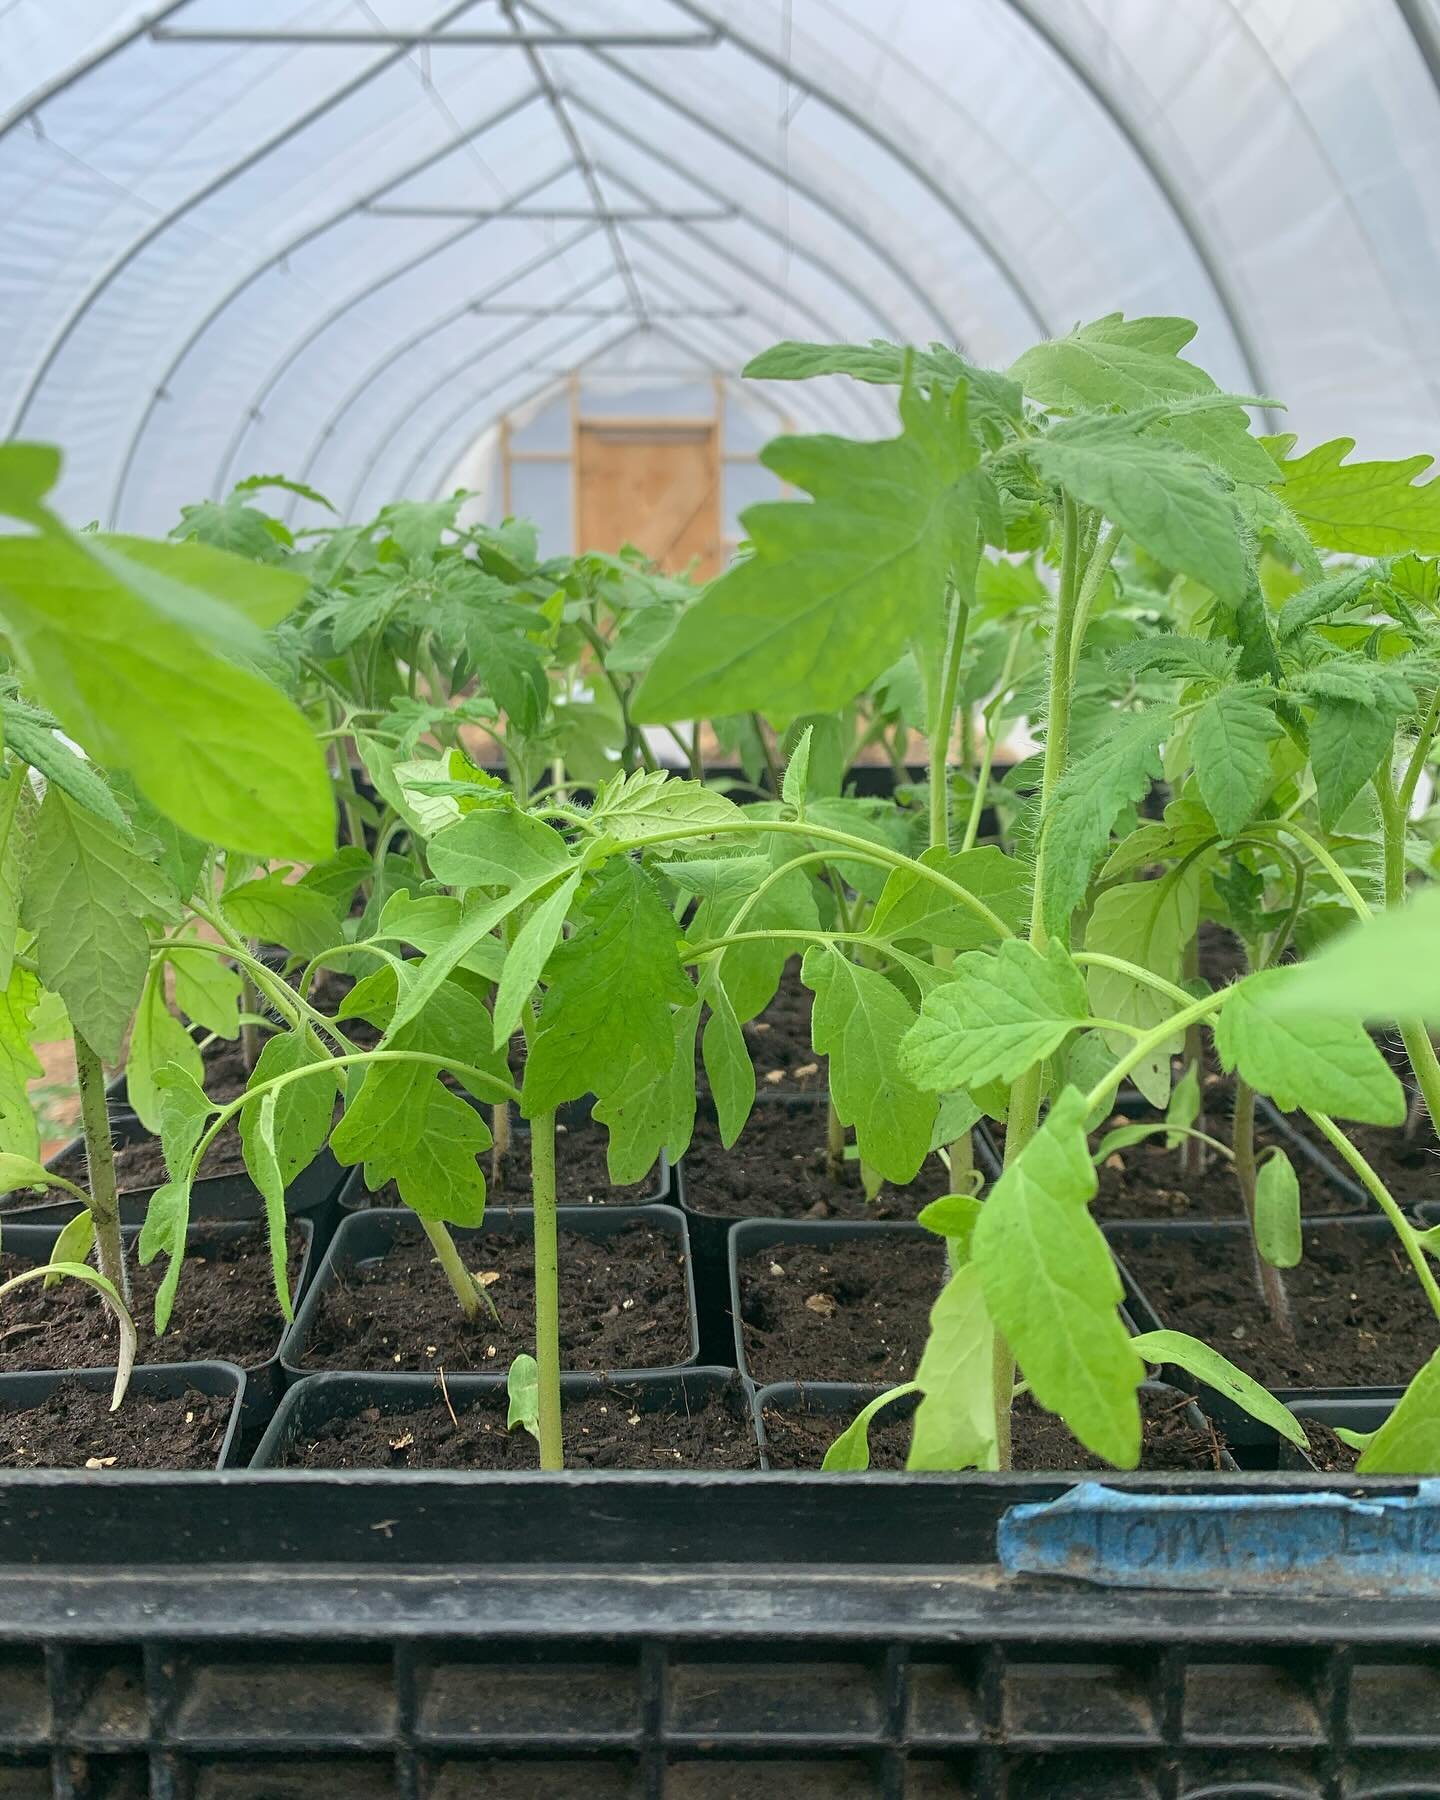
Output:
top-left (4, 3), bottom-right (1440, 1796)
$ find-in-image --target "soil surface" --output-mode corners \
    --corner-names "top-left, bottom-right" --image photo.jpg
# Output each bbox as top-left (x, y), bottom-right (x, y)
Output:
top-left (695, 963), bottom-right (827, 1097)
top-left (1115, 1226), bottom-right (1434, 1389)
top-left (1197, 921), bottom-right (1247, 989)
top-left (297, 1222), bottom-right (692, 1375)
top-left (760, 1388), bottom-right (1230, 1472)
top-left (346, 1113), bottom-right (657, 1210)
top-left (50, 1117), bottom-right (250, 1192)
top-left (1092, 1124), bottom-right (1355, 1221)
top-left (737, 1234), bottom-right (946, 1385)
top-left (0, 1380), bottom-right (233, 1470)
top-left (1279, 1116), bottom-right (1440, 1214)
top-left (278, 1378), bottom-right (759, 1471)
top-left (681, 1104), bottom-right (957, 1222)
top-left (1294, 1418), bottom-right (1362, 1474)
top-left (0, 1226), bottom-right (303, 1373)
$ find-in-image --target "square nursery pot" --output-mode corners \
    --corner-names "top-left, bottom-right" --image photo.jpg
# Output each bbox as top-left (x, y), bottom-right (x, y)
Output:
top-left (0, 1362), bottom-right (246, 1471)
top-left (36, 1109), bottom-right (346, 1253)
top-left (336, 1096), bottom-right (671, 1217)
top-left (251, 1367), bottom-right (757, 1473)
top-left (0, 1219), bottom-right (313, 1442)
top-left (1107, 1216), bottom-right (1430, 1406)
top-left (751, 1379), bottom-right (1241, 1474)
top-left (280, 1205), bottom-right (700, 1381)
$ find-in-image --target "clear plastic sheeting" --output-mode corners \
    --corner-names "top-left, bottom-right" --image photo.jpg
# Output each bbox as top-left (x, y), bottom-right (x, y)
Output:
top-left (1, 0), bottom-right (1438, 533)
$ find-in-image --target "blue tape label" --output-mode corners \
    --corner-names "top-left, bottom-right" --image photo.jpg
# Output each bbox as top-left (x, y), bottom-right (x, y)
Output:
top-left (998, 1481), bottom-right (1440, 1596)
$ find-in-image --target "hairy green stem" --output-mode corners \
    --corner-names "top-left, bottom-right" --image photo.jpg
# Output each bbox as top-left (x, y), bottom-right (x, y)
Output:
top-left (826, 1100), bottom-right (846, 1182)
top-left (1399, 684), bottom-right (1440, 816)
top-left (1375, 771), bottom-right (1440, 1142)
top-left (422, 1217), bottom-right (480, 1321)
top-left (530, 1108), bottom-right (564, 1471)
top-left (928, 586), bottom-right (969, 855)
top-left (74, 1032), bottom-right (128, 1305)
top-left (960, 626), bottom-right (1023, 855)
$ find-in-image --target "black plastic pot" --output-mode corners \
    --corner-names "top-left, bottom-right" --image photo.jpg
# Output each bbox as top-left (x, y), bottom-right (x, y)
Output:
top-left (280, 1204), bottom-right (700, 1380)
top-left (1279, 1397), bottom-right (1396, 1475)
top-left (6, 1465), bottom-right (1440, 1798)
top-left (1107, 1216), bottom-right (1419, 1404)
top-left (0, 1219), bottom-right (312, 1441)
top-left (751, 1378), bottom-right (1241, 1473)
top-left (251, 1366), bottom-right (756, 1471)
top-left (0, 1361), bottom-right (247, 1471)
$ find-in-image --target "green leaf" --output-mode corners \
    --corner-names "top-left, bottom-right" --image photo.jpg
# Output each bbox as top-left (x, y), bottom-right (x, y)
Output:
top-left (0, 967), bottom-right (43, 1160)
top-left (584, 767), bottom-right (742, 846)
top-left (379, 496), bottom-right (462, 564)
top-left (1041, 708), bottom-right (1172, 936)
top-left (633, 378), bottom-right (985, 724)
top-left (0, 707), bottom-right (126, 828)
top-left (700, 969), bottom-right (754, 1149)
top-left (781, 725), bottom-right (813, 816)
top-left (1010, 313), bottom-right (1277, 485)
top-left (23, 787), bottom-right (179, 1062)
top-left (43, 1209), bottom-right (95, 1288)
top-left (171, 494), bottom-right (288, 563)
top-left (869, 844), bottom-right (1029, 951)
top-left (1029, 414), bottom-right (1248, 603)
top-left (907, 1263), bottom-right (999, 1470)
top-left (372, 890), bottom-right (505, 982)
top-left (1129, 1330), bottom-right (1308, 1448)
top-left (1190, 687), bottom-right (1281, 838)
top-left (491, 870), bottom-right (582, 1047)
top-left (1276, 565), bottom-right (1378, 639)
top-left (744, 338), bottom-right (1022, 435)
top-left (1254, 1148), bottom-right (1302, 1269)
top-left (427, 808), bottom-right (571, 893)
top-left (916, 1192), bottom-right (984, 1260)
top-left (1084, 869), bottom-right (1200, 1109)
top-left (821, 1384), bottom-right (919, 1472)
top-left (523, 859), bottom-right (695, 1116)
top-left (168, 946), bottom-right (242, 1040)
top-left (1214, 970), bottom-right (1406, 1123)
top-left (1266, 886), bottom-right (1440, 1024)
top-left (1107, 636), bottom-right (1239, 685)
top-left (127, 960), bottom-right (204, 1134)
top-left (507, 1353), bottom-right (541, 1440)
top-left (0, 759), bottom-right (35, 989)
top-left (364, 1080), bottom-right (491, 1227)
top-left (1355, 1348), bottom-right (1440, 1473)
top-left (972, 1086), bottom-right (1143, 1466)
top-left (1308, 696), bottom-right (1397, 830)
top-left (0, 1152), bottom-right (56, 1195)
top-left (802, 945), bottom-right (936, 1184)
top-left (1167, 1063), bottom-right (1201, 1139)
top-left (450, 577), bottom-right (548, 730)
top-left (902, 940), bottom-right (1089, 1092)
top-left (240, 1031), bottom-right (335, 1196)
top-left (593, 1002), bottom-right (699, 1185)
top-left (1278, 438), bottom-right (1440, 556)
top-left (0, 532), bottom-right (331, 858)
top-left (222, 873), bottom-right (342, 962)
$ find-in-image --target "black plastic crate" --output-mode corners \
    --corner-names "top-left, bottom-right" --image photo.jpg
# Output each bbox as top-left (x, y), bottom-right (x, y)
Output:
top-left (3, 1465), bottom-right (1440, 1797)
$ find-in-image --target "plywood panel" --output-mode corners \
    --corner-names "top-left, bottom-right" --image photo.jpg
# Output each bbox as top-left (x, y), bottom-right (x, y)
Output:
top-left (575, 420), bottom-right (721, 577)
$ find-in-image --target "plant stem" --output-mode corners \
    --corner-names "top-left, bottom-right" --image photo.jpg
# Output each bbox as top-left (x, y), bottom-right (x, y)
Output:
top-left (1374, 769), bottom-right (1440, 1143)
top-left (960, 626), bottom-right (1023, 854)
top-left (491, 1099), bottom-right (511, 1184)
top-left (422, 1217), bottom-right (480, 1321)
top-left (1179, 934), bottom-right (1205, 1178)
top-left (530, 1107), bottom-right (563, 1471)
top-left (826, 1100), bottom-right (846, 1182)
top-left (74, 1032), bottom-right (128, 1305)
top-left (928, 585), bottom-right (968, 855)
top-left (240, 972), bottom-right (261, 1074)
top-left (1232, 1078), bottom-right (1292, 1333)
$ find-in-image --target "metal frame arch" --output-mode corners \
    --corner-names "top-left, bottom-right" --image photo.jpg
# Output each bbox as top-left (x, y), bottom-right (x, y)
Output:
top-left (7, 0), bottom-right (488, 437)
top-left (999, 0), bottom-right (1276, 417)
top-left (284, 224), bottom-right (608, 515)
top-left (0, 1), bottom-right (195, 142)
top-left (647, 0), bottom-right (1051, 345)
top-left (210, 155), bottom-right (581, 501)
top-left (107, 82), bottom-right (548, 525)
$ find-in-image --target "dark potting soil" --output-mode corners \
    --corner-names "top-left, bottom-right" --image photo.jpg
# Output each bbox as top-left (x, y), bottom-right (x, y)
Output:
top-left (298, 1223), bottom-right (691, 1375)
top-left (1117, 1227), bottom-right (1436, 1389)
top-left (0, 1226), bottom-right (302, 1373)
top-left (1295, 1418), bottom-right (1361, 1475)
top-left (1197, 920), bottom-right (1247, 989)
top-left (1283, 1116), bottom-right (1440, 1213)
top-left (696, 963), bottom-right (826, 1096)
top-left (278, 1379), bottom-right (760, 1471)
top-left (682, 1105), bottom-right (956, 1222)
top-left (1092, 1128), bottom-right (1355, 1221)
top-left (760, 1389), bottom-right (1229, 1473)
top-left (0, 1380), bottom-right (232, 1470)
top-left (50, 1117), bottom-right (250, 1192)
top-left (738, 1235), bottom-right (947, 1386)
top-left (347, 1113), bottom-right (654, 1210)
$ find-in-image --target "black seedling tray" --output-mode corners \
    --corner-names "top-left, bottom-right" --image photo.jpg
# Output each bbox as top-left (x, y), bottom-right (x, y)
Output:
top-left (3, 1461), bottom-right (1440, 1798)
top-left (252, 1366), bottom-right (755, 1470)
top-left (0, 1361), bottom-right (247, 1471)
top-left (750, 1377), bottom-right (1241, 1473)
top-left (280, 1204), bottom-right (701, 1380)
top-left (1106, 1215), bottom-right (1422, 1404)
top-left (0, 1219), bottom-right (312, 1443)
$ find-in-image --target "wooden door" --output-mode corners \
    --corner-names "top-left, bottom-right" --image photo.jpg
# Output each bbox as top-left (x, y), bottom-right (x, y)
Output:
top-left (575, 419), bottom-right (722, 577)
